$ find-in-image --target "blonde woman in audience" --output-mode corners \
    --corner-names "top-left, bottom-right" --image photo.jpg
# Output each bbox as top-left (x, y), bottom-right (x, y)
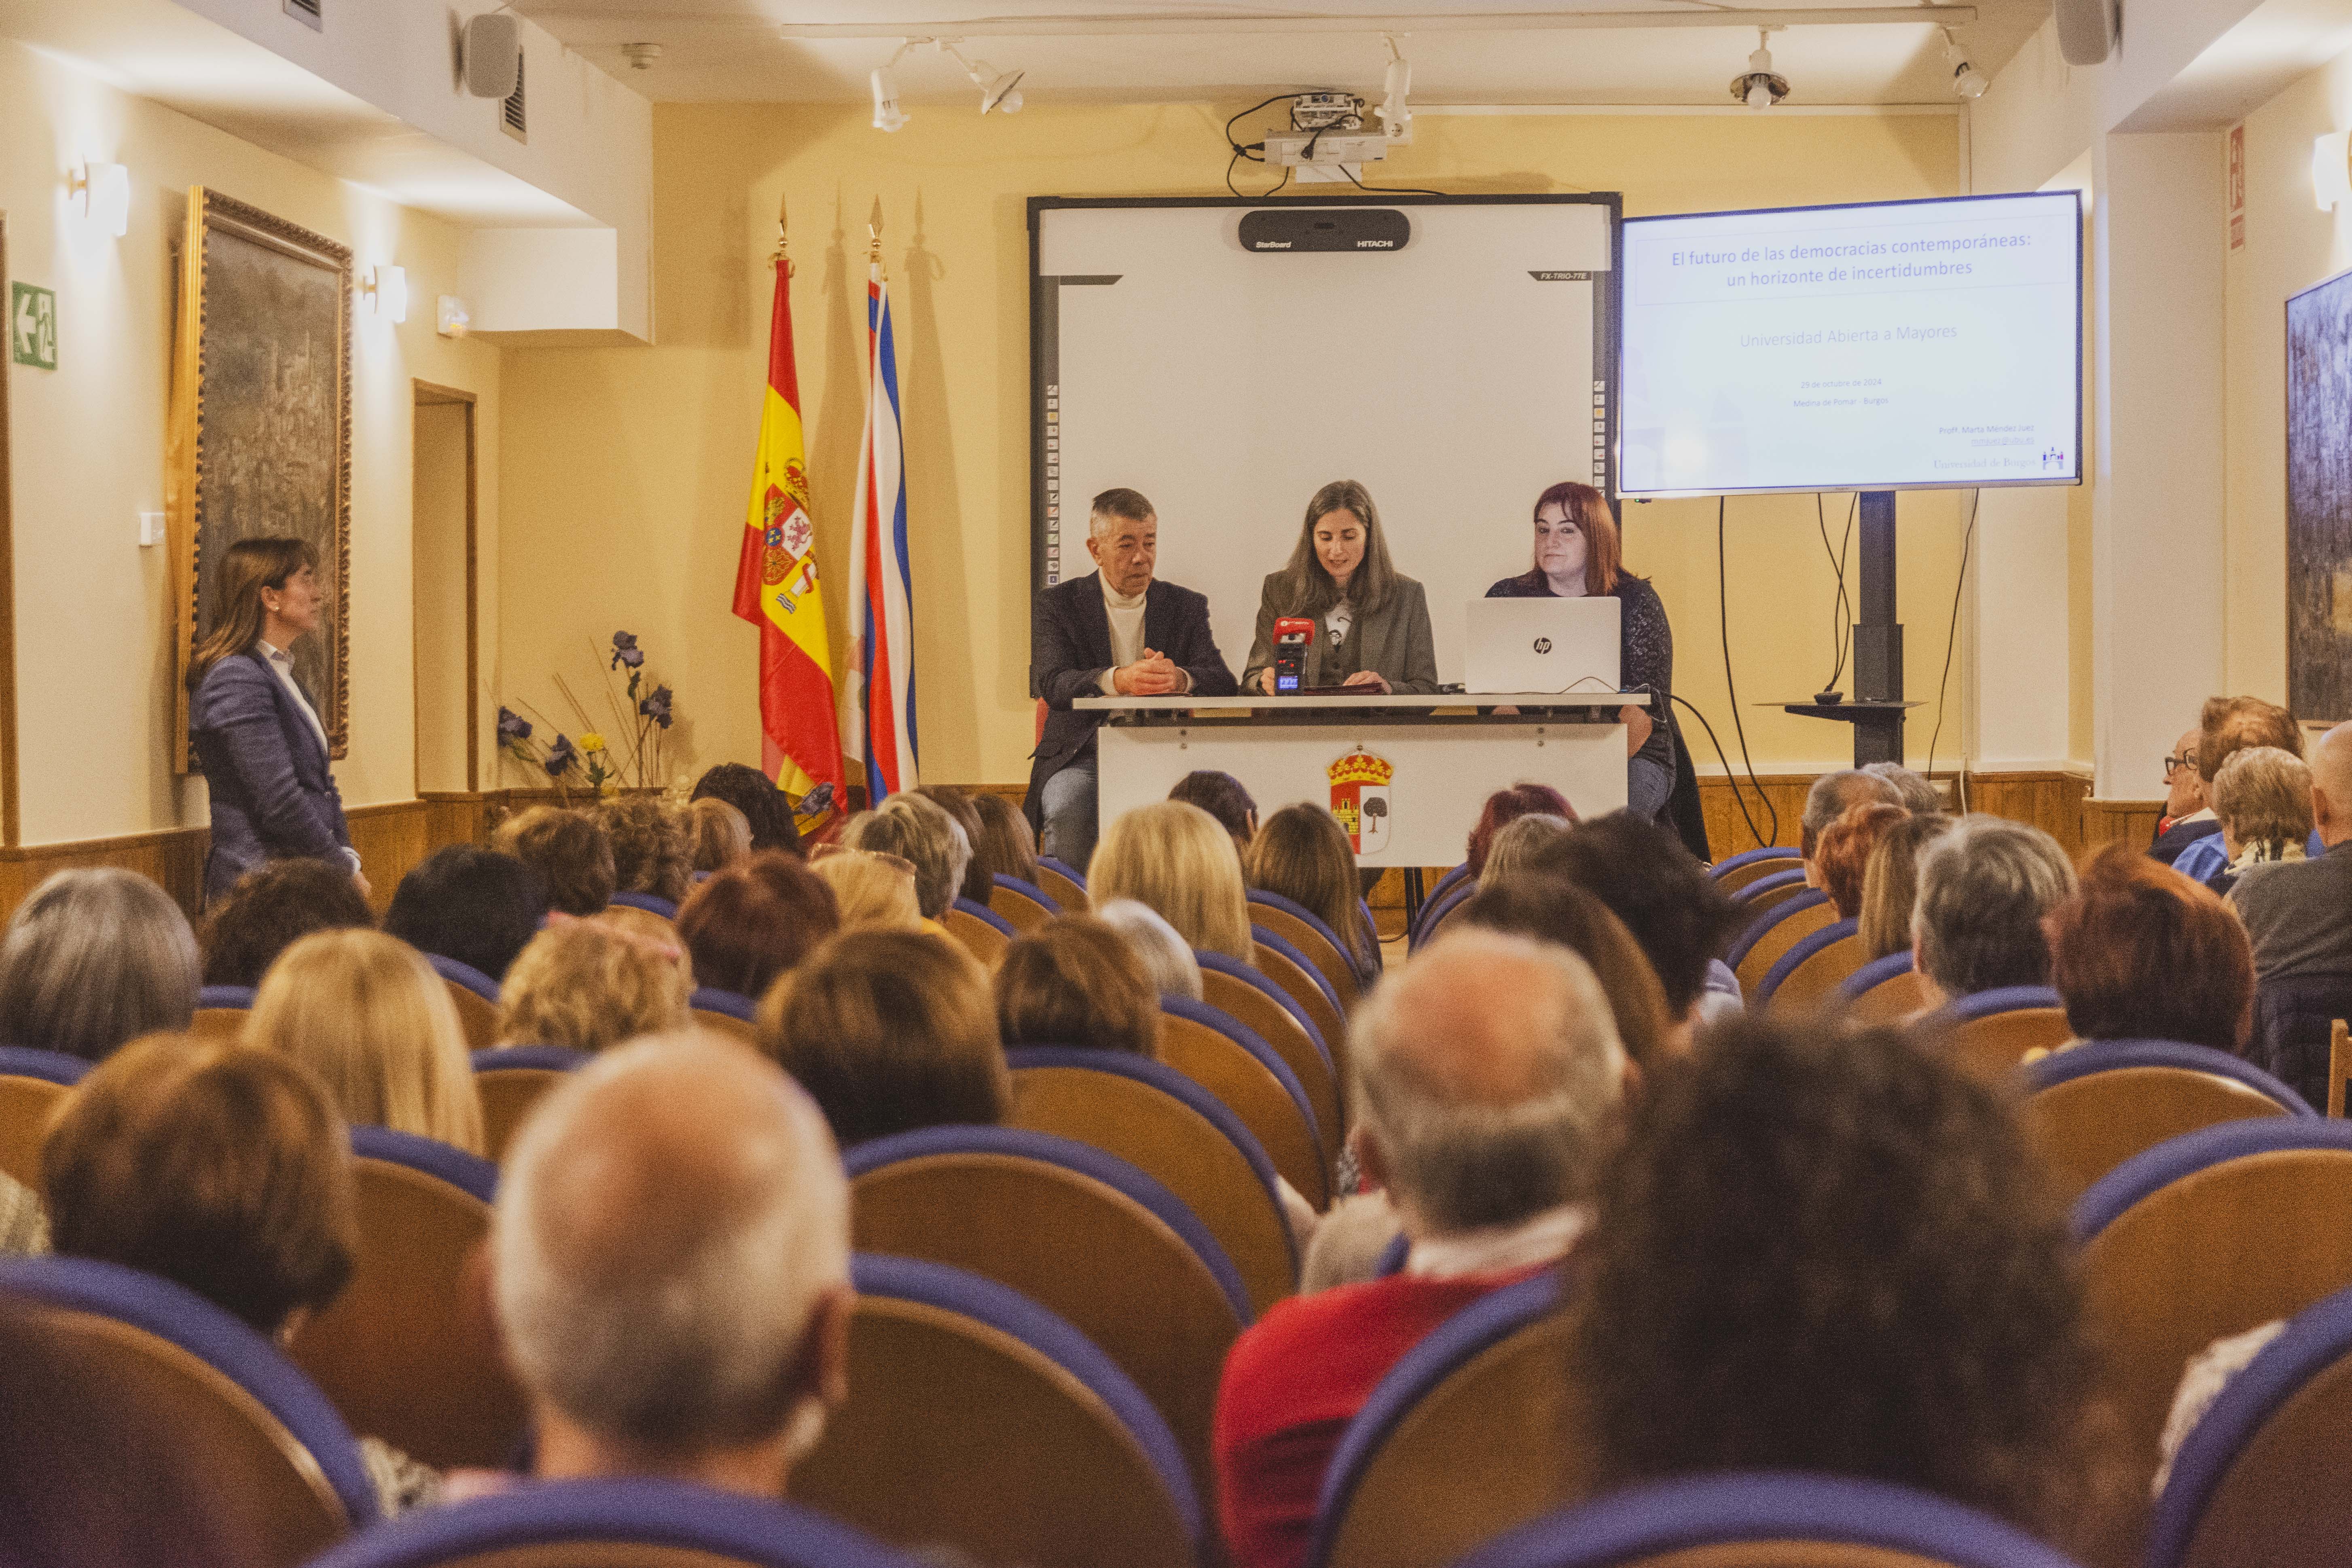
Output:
top-left (595, 905), bottom-right (695, 989)
top-left (247, 929), bottom-right (485, 1156)
top-left (1476, 812), bottom-right (1575, 889)
top-left (685, 796), bottom-right (753, 875)
top-left (42, 1033), bottom-right (438, 1514)
top-left (1094, 897), bottom-right (1204, 999)
top-left (494, 920), bottom-right (692, 1054)
top-left (756, 929), bottom-right (1010, 1148)
top-left (0, 869), bottom-right (199, 1062)
top-left (969, 790), bottom-right (1042, 889)
top-left (842, 794), bottom-right (971, 922)
top-left (1857, 813), bottom-right (1954, 963)
top-left (600, 798), bottom-right (693, 907)
top-left (2206, 745), bottom-right (2312, 896)
top-left (1090, 800), bottom-right (1254, 962)
top-left (493, 806), bottom-right (616, 917)
top-left (916, 786), bottom-right (997, 906)
top-left (995, 916), bottom-right (1163, 1058)
top-left (1246, 804), bottom-right (1382, 986)
top-left (809, 849), bottom-right (925, 933)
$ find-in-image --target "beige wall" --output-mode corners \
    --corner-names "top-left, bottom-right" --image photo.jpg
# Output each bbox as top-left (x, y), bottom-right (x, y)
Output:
top-left (498, 102), bottom-right (1965, 789)
top-left (0, 36), bottom-right (500, 843)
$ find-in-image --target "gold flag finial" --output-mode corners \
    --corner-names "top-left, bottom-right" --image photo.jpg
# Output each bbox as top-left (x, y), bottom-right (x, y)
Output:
top-left (868, 197), bottom-right (885, 271)
top-left (773, 191), bottom-right (793, 275)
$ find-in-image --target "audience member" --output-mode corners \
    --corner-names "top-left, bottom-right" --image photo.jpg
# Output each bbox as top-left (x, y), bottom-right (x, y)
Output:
top-left (42, 1033), bottom-right (437, 1514)
top-left (2204, 745), bottom-right (2312, 895)
top-left (2048, 846), bottom-right (2253, 1056)
top-left (1246, 804), bottom-right (1381, 987)
top-left (595, 905), bottom-right (694, 991)
top-left (1091, 800), bottom-right (1255, 962)
top-left (2150, 726), bottom-right (2217, 866)
top-left (1476, 813), bottom-right (1575, 889)
top-left (675, 853), bottom-right (840, 1002)
top-left (915, 786), bottom-right (996, 906)
top-left (1521, 813), bottom-right (1748, 1036)
top-left (1094, 897), bottom-right (1204, 999)
top-left (685, 797), bottom-right (753, 875)
top-left (842, 794), bottom-right (971, 923)
top-left (493, 806), bottom-right (616, 917)
top-left (199, 859), bottom-right (375, 989)
top-left (1215, 930), bottom-right (1625, 1568)
top-left (485, 1034), bottom-right (849, 1500)
top-left (1862, 761), bottom-right (1944, 815)
top-left (2174, 696), bottom-right (2307, 883)
top-left (1910, 816), bottom-right (2076, 1005)
top-left (1465, 784), bottom-right (1578, 880)
top-left (2234, 719), bottom-right (2352, 983)
top-left (1567, 1018), bottom-right (2119, 1555)
top-left (968, 790), bottom-right (1042, 890)
top-left (380, 846), bottom-right (549, 982)
top-left (1857, 813), bottom-right (1954, 963)
top-left (808, 848), bottom-right (924, 933)
top-left (1458, 873), bottom-right (1674, 1068)
top-left (0, 869), bottom-right (199, 1062)
top-left (1169, 770), bottom-right (1259, 859)
top-left (246, 929), bottom-right (486, 1155)
top-left (756, 929), bottom-right (1010, 1148)
top-left (0, 1170), bottom-right (43, 1256)
top-left (495, 920), bottom-right (692, 1053)
top-left (601, 798), bottom-right (692, 907)
top-left (995, 916), bottom-right (1162, 1058)
top-left (1798, 769), bottom-right (1904, 886)
top-left (691, 762), bottom-right (806, 858)
top-left (1813, 801), bottom-right (1909, 920)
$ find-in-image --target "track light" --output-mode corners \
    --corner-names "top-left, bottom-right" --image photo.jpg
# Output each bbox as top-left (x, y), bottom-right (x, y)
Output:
top-left (1379, 34), bottom-right (1412, 142)
top-left (939, 40), bottom-right (1024, 114)
top-left (1944, 30), bottom-right (1987, 99)
top-left (870, 44), bottom-right (910, 131)
top-left (1731, 29), bottom-right (1788, 110)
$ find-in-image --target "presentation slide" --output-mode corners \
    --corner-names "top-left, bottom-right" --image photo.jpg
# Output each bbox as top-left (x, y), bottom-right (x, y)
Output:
top-left (1618, 192), bottom-right (2082, 496)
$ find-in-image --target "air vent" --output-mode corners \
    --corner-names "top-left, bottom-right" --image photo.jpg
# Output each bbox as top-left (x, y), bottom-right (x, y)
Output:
top-left (282, 0), bottom-right (322, 29)
top-left (502, 50), bottom-right (527, 142)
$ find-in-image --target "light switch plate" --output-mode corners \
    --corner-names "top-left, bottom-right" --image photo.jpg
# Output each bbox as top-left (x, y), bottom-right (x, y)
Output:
top-left (138, 511), bottom-right (165, 547)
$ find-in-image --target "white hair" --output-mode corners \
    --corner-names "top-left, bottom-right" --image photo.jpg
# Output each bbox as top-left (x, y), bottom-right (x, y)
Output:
top-left (1093, 897), bottom-right (1202, 1000)
top-left (493, 1030), bottom-right (849, 1453)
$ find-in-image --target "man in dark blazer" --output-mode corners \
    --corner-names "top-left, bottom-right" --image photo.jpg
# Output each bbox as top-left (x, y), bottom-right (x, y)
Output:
top-left (1027, 489), bottom-right (1237, 871)
top-left (190, 646), bottom-right (358, 907)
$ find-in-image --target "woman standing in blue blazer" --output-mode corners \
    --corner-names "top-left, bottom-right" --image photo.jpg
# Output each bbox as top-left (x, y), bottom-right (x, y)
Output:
top-left (187, 537), bottom-right (367, 908)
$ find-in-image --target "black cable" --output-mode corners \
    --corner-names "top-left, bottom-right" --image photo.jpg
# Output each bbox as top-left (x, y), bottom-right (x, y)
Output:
top-left (1815, 491), bottom-right (1855, 691)
top-left (1225, 92), bottom-right (1300, 157)
top-left (1339, 165), bottom-right (1446, 199)
top-left (1226, 147), bottom-right (1290, 200)
top-left (1671, 693), bottom-right (1773, 852)
top-left (1712, 497), bottom-right (1781, 847)
top-left (1922, 488), bottom-right (1979, 785)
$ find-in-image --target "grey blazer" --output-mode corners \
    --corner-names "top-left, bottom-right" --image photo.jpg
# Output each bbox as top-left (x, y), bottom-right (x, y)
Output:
top-left (1243, 573), bottom-right (1440, 695)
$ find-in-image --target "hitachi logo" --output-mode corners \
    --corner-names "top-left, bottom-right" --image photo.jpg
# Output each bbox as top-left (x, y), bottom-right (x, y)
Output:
top-left (1356, 239), bottom-right (1395, 248)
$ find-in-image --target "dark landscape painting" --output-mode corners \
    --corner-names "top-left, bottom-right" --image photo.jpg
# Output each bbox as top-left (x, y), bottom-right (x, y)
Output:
top-left (2289, 268), bottom-right (2352, 722)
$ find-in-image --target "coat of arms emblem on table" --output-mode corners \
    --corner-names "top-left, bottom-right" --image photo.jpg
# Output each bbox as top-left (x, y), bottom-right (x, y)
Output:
top-left (1328, 750), bottom-right (1394, 855)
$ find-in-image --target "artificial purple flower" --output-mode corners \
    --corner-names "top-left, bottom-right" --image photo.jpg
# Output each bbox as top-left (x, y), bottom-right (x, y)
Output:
top-left (544, 734), bottom-right (579, 776)
top-left (610, 631), bottom-right (644, 671)
top-left (639, 684), bottom-right (674, 729)
top-left (497, 707), bottom-right (532, 743)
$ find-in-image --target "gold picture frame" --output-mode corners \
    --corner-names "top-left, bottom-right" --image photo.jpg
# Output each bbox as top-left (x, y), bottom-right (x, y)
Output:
top-left (168, 186), bottom-right (352, 769)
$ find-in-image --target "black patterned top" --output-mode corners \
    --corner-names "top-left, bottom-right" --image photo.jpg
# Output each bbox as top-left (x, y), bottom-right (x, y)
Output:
top-left (1485, 570), bottom-right (1674, 772)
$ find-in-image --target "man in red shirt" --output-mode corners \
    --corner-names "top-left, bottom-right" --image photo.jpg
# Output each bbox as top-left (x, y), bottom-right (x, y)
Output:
top-left (1211, 929), bottom-right (1628, 1568)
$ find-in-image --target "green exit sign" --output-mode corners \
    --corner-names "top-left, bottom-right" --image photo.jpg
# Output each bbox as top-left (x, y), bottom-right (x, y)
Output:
top-left (11, 283), bottom-right (57, 370)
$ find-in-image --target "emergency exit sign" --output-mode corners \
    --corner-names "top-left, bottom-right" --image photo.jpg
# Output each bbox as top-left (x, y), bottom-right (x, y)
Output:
top-left (11, 283), bottom-right (56, 370)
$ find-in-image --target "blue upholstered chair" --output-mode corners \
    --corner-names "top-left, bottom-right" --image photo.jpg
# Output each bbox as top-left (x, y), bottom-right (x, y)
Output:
top-left (424, 953), bottom-right (502, 1049)
top-left (1161, 992), bottom-right (1326, 1204)
top-left (0, 1044), bottom-right (86, 1189)
top-left (606, 891), bottom-right (678, 919)
top-left (2022, 1039), bottom-right (2312, 1202)
top-left (1034, 855), bottom-right (1089, 911)
top-left (688, 985), bottom-right (757, 1021)
top-left (952, 896), bottom-right (1018, 936)
top-left (470, 1045), bottom-right (591, 1163)
top-left (1731, 867), bottom-right (1808, 903)
top-left (304, 1477), bottom-right (921, 1568)
top-left (425, 954), bottom-right (501, 1003)
top-left (1455, 1474), bottom-right (2085, 1568)
top-left (1839, 950), bottom-right (1916, 1003)
top-left (1708, 844), bottom-right (1802, 881)
top-left (1200, 950), bottom-right (1332, 1065)
top-left (1926, 984), bottom-right (2073, 1079)
top-left (1248, 887), bottom-right (1367, 1001)
top-left (1408, 880), bottom-right (1476, 953)
top-left (989, 872), bottom-right (1059, 932)
top-left (1252, 923), bottom-right (1347, 1050)
top-left (0, 1043), bottom-right (87, 1085)
top-left (944, 896), bottom-right (1018, 967)
top-left (197, 984), bottom-right (258, 1009)
top-left (1754, 916), bottom-right (1861, 1011)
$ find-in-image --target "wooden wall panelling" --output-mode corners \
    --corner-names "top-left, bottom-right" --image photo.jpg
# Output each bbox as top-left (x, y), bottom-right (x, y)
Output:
top-left (2083, 798), bottom-right (2164, 856)
top-left (0, 825), bottom-right (210, 922)
top-left (1953, 771), bottom-right (2092, 857)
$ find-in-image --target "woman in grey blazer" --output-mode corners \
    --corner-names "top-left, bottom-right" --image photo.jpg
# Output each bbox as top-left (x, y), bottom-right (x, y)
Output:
top-left (1243, 480), bottom-right (1438, 696)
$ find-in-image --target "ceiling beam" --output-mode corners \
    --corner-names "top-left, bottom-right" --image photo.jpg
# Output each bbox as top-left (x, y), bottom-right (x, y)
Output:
top-left (525, 6), bottom-right (1979, 41)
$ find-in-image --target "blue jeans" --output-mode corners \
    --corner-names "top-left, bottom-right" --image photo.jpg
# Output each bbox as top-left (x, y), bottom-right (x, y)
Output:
top-left (1628, 755), bottom-right (1673, 821)
top-left (1039, 755), bottom-right (1099, 875)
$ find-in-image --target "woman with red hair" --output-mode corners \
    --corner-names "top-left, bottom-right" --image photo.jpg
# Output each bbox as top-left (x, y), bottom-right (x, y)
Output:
top-left (1465, 783), bottom-right (1578, 879)
top-left (1488, 482), bottom-right (1679, 821)
top-left (1814, 802), bottom-right (1910, 920)
top-left (2047, 845), bottom-right (2254, 1055)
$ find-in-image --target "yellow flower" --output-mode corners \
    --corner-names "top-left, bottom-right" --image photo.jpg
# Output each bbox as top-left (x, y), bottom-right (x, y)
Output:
top-left (579, 732), bottom-right (606, 754)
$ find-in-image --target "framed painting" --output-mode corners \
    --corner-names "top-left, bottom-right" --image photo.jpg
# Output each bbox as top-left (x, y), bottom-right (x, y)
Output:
top-left (167, 186), bottom-right (351, 768)
top-left (2288, 267), bottom-right (2352, 724)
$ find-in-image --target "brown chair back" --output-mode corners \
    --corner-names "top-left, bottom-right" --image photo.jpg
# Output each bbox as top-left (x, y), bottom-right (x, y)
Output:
top-left (1945, 1007), bottom-right (2073, 1081)
top-left (1201, 967), bottom-right (1344, 1177)
top-left (1589, 1549), bottom-right (1978, 1568)
top-left (2026, 1066), bottom-right (2293, 1204)
top-left (2168, 1335), bottom-right (2352, 1568)
top-left (1008, 1061), bottom-right (1296, 1316)
top-left (1764, 931), bottom-right (1867, 1016)
top-left (190, 1008), bottom-right (248, 1041)
top-left (1738, 878), bottom-right (1814, 919)
top-left (1035, 861), bottom-right (1088, 912)
top-left (442, 982), bottom-right (500, 1051)
top-left (1733, 900), bottom-right (1838, 996)
top-left (474, 1067), bottom-right (568, 1165)
top-left (850, 1148), bottom-right (1245, 1499)
top-left (1251, 941), bottom-right (1348, 1063)
top-left (0, 1298), bottom-right (358, 1568)
top-left (942, 906), bottom-right (1011, 970)
top-left (1712, 854), bottom-right (1801, 896)
top-left (794, 1289), bottom-right (1196, 1568)
top-left (286, 1150), bottom-right (525, 1471)
top-left (1249, 903), bottom-right (1361, 1010)
top-left (1321, 1309), bottom-right (1586, 1568)
top-left (1160, 1008), bottom-right (1328, 1208)
top-left (693, 1008), bottom-right (758, 1045)
top-left (2331, 1018), bottom-right (2351, 1117)
top-left (989, 881), bottom-right (1056, 934)
top-left (1844, 967), bottom-right (1930, 1025)
top-left (0, 1072), bottom-right (70, 1191)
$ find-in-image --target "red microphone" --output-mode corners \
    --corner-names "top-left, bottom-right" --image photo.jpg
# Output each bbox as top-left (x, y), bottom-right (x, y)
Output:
top-left (1272, 617), bottom-right (1315, 694)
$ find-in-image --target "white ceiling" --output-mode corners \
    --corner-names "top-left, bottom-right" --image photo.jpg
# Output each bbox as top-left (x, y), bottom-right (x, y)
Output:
top-left (514, 0), bottom-right (2054, 106)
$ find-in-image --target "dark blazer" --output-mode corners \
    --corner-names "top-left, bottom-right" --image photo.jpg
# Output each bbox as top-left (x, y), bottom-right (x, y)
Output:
top-left (1242, 573), bottom-right (1439, 695)
top-left (190, 648), bottom-right (354, 904)
top-left (1027, 573), bottom-right (1237, 832)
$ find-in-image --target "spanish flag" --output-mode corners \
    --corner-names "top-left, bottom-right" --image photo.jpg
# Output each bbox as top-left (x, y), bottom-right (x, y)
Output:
top-left (732, 225), bottom-right (846, 802)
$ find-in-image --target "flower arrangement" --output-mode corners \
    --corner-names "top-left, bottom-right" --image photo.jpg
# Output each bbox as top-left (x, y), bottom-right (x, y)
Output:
top-left (499, 631), bottom-right (680, 794)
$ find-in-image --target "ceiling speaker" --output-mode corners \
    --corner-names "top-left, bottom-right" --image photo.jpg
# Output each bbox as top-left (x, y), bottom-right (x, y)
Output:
top-left (462, 13), bottom-right (521, 99)
top-left (2054, 0), bottom-right (2117, 66)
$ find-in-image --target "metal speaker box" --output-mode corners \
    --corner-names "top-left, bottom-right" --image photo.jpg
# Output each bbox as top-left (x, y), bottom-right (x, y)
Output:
top-left (1239, 208), bottom-right (1411, 254)
top-left (2053, 0), bottom-right (2116, 66)
top-left (462, 13), bottom-right (522, 99)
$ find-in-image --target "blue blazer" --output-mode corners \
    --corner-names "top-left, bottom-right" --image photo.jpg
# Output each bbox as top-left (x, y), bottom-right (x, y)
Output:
top-left (189, 648), bottom-right (353, 903)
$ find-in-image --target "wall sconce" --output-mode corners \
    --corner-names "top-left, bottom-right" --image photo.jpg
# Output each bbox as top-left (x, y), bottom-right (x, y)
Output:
top-left (362, 265), bottom-right (409, 324)
top-left (69, 161), bottom-right (130, 237)
top-left (2316, 132), bottom-right (2351, 211)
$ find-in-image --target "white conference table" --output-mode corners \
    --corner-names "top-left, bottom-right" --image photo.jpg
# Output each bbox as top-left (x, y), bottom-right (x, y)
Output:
top-left (1075, 692), bottom-right (1645, 869)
